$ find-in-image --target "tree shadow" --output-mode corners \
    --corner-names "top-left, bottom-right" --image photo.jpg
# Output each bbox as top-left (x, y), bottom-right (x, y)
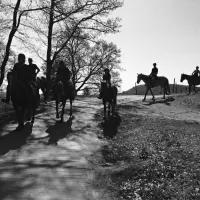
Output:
top-left (0, 122), bottom-right (33, 156)
top-left (144, 97), bottom-right (175, 106)
top-left (45, 116), bottom-right (74, 145)
top-left (98, 113), bottom-right (122, 139)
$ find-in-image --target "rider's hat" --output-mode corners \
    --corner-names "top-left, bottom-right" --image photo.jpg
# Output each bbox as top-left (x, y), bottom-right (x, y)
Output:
top-left (196, 66), bottom-right (199, 69)
top-left (104, 68), bottom-right (109, 72)
top-left (153, 63), bottom-right (157, 66)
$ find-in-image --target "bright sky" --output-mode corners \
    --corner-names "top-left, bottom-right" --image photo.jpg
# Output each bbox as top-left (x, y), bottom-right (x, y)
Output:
top-left (106, 0), bottom-right (200, 91)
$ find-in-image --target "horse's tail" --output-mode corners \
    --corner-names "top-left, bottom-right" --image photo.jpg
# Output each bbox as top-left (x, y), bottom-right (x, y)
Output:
top-left (113, 86), bottom-right (118, 106)
top-left (167, 79), bottom-right (171, 94)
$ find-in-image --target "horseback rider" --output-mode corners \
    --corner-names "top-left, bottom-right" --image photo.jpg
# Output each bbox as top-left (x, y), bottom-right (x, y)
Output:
top-left (28, 58), bottom-right (40, 82)
top-left (1, 53), bottom-right (27, 103)
top-left (97, 68), bottom-right (111, 99)
top-left (192, 66), bottom-right (200, 78)
top-left (150, 63), bottom-right (158, 87)
top-left (54, 60), bottom-right (72, 96)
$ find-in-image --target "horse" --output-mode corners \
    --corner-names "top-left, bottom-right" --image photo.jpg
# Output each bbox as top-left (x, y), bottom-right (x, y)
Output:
top-left (180, 73), bottom-right (200, 94)
top-left (36, 76), bottom-right (47, 104)
top-left (101, 82), bottom-right (118, 120)
top-left (137, 73), bottom-right (170, 102)
top-left (10, 68), bottom-right (38, 131)
top-left (52, 81), bottom-right (75, 123)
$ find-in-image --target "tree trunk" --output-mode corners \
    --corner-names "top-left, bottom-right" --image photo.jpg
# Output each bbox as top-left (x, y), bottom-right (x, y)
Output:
top-left (45, 0), bottom-right (54, 99)
top-left (0, 0), bottom-right (21, 87)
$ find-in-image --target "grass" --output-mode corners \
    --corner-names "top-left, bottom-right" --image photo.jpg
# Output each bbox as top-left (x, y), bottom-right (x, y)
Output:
top-left (97, 105), bottom-right (200, 200)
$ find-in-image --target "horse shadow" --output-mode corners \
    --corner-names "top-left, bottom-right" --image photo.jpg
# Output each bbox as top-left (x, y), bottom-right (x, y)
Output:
top-left (98, 112), bottom-right (122, 139)
top-left (144, 97), bottom-right (175, 106)
top-left (45, 116), bottom-right (74, 145)
top-left (0, 122), bottom-right (33, 156)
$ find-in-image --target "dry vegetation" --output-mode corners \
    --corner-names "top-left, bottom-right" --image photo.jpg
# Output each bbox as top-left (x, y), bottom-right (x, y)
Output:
top-left (95, 94), bottom-right (200, 200)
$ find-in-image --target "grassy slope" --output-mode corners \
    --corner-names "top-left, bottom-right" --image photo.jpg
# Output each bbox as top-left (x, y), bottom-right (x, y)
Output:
top-left (96, 95), bottom-right (200, 200)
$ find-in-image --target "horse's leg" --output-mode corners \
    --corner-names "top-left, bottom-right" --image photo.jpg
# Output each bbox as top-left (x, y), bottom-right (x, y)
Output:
top-left (112, 98), bottom-right (116, 116)
top-left (143, 88), bottom-right (149, 101)
top-left (69, 99), bottom-right (72, 117)
top-left (149, 88), bottom-right (155, 100)
top-left (188, 85), bottom-right (191, 94)
top-left (108, 102), bottom-right (111, 117)
top-left (18, 106), bottom-right (26, 130)
top-left (60, 100), bottom-right (66, 123)
top-left (162, 87), bottom-right (166, 99)
top-left (31, 99), bottom-right (37, 124)
top-left (103, 101), bottom-right (106, 120)
top-left (194, 85), bottom-right (198, 93)
top-left (56, 101), bottom-right (59, 118)
top-left (13, 105), bottom-right (22, 131)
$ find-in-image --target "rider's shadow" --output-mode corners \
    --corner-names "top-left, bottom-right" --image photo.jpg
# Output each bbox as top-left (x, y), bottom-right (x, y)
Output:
top-left (144, 97), bottom-right (175, 106)
top-left (99, 113), bottom-right (122, 139)
top-left (0, 123), bottom-right (32, 156)
top-left (45, 116), bottom-right (74, 145)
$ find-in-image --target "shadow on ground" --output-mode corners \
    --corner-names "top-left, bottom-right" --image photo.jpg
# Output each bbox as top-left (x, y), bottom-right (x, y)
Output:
top-left (144, 97), bottom-right (175, 106)
top-left (98, 113), bottom-right (122, 139)
top-left (45, 116), bottom-right (74, 145)
top-left (0, 122), bottom-right (33, 156)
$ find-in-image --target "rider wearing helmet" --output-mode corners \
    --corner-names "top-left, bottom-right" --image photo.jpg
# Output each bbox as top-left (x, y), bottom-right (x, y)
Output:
top-left (150, 63), bottom-right (158, 87)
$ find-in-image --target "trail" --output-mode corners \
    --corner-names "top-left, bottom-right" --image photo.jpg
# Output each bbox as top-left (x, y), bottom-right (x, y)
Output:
top-left (0, 98), bottom-right (109, 200)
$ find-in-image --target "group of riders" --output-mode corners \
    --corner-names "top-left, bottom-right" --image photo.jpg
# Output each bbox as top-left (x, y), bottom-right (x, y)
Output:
top-left (1, 53), bottom-right (112, 104)
top-left (149, 63), bottom-right (200, 87)
top-left (2, 53), bottom-right (200, 104)
top-left (1, 54), bottom-right (40, 104)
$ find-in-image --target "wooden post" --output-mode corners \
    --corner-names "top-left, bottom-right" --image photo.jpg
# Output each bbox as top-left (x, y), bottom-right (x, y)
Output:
top-left (175, 83), bottom-right (177, 93)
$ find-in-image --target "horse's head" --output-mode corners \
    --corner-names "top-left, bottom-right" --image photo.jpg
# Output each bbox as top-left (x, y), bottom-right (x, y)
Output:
top-left (137, 73), bottom-right (142, 84)
top-left (180, 73), bottom-right (186, 82)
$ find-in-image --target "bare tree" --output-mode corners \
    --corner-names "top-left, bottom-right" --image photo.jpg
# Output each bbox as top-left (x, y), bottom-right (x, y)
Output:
top-left (0, 0), bottom-right (48, 87)
top-left (26, 0), bottom-right (123, 97)
top-left (56, 37), bottom-right (122, 93)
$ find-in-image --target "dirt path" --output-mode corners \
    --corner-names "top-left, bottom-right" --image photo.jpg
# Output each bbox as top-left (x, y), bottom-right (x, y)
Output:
top-left (0, 98), bottom-right (111, 200)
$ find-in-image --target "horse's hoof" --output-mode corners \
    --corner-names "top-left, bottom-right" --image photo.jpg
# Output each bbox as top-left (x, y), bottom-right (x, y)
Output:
top-left (59, 119), bottom-right (64, 123)
top-left (142, 99), bottom-right (145, 102)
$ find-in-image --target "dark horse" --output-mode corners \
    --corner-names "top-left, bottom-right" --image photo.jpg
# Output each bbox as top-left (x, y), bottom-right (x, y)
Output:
top-left (10, 70), bottom-right (38, 131)
top-left (137, 73), bottom-right (170, 101)
top-left (52, 81), bottom-right (75, 123)
top-left (180, 73), bottom-right (200, 94)
top-left (101, 82), bottom-right (118, 120)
